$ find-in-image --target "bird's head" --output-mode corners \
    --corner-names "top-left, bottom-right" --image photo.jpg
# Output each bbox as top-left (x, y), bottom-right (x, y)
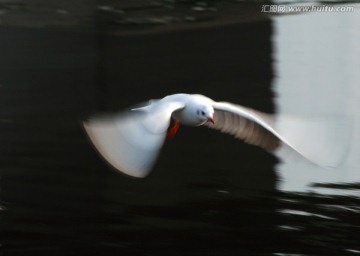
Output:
top-left (195, 104), bottom-right (214, 125)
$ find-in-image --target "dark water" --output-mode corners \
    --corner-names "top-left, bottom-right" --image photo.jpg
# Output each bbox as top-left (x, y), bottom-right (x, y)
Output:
top-left (0, 19), bottom-right (359, 256)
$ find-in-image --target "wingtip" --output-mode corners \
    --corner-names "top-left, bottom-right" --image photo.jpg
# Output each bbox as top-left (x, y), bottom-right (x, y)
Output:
top-left (82, 114), bottom-right (165, 178)
top-left (107, 162), bottom-right (151, 178)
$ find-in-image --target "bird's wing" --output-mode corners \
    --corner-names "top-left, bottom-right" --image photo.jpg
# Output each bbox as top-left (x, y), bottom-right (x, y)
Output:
top-left (207, 101), bottom-right (351, 167)
top-left (83, 101), bottom-right (185, 178)
top-left (208, 102), bottom-right (282, 151)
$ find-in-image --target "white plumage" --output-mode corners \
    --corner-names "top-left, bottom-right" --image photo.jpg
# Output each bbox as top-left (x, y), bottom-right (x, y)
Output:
top-left (83, 93), bottom-right (350, 177)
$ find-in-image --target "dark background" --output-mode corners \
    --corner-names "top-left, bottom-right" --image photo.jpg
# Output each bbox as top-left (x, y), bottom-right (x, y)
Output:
top-left (0, 1), bottom-right (359, 255)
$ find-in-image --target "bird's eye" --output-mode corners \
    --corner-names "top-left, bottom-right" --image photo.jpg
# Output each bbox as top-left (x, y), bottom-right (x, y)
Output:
top-left (201, 111), bottom-right (205, 116)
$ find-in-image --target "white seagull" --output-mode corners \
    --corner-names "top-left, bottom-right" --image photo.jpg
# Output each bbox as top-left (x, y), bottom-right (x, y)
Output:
top-left (83, 93), bottom-right (349, 178)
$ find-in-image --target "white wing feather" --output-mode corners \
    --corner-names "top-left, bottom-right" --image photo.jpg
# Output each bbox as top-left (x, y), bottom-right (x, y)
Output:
top-left (83, 101), bottom-right (184, 177)
top-left (209, 102), bottom-right (350, 167)
top-left (209, 102), bottom-right (282, 150)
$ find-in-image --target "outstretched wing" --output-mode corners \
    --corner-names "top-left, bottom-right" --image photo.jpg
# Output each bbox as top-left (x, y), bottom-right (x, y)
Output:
top-left (207, 102), bottom-right (350, 167)
top-left (208, 102), bottom-right (281, 151)
top-left (83, 101), bottom-right (185, 178)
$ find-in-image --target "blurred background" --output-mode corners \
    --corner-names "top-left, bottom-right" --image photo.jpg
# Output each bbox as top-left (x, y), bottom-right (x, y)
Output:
top-left (0, 0), bottom-right (359, 255)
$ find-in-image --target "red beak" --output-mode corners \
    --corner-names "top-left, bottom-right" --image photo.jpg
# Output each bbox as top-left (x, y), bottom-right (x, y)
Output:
top-left (207, 116), bottom-right (214, 124)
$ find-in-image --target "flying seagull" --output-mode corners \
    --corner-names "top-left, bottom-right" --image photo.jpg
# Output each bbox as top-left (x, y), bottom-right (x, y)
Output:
top-left (83, 93), bottom-right (348, 178)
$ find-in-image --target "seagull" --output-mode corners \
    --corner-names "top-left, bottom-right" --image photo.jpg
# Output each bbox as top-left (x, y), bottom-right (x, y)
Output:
top-left (83, 93), bottom-right (348, 178)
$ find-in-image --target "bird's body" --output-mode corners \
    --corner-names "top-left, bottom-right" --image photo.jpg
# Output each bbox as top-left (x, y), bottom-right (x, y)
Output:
top-left (167, 94), bottom-right (214, 126)
top-left (83, 93), bottom-right (348, 178)
top-left (136, 93), bottom-right (214, 126)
